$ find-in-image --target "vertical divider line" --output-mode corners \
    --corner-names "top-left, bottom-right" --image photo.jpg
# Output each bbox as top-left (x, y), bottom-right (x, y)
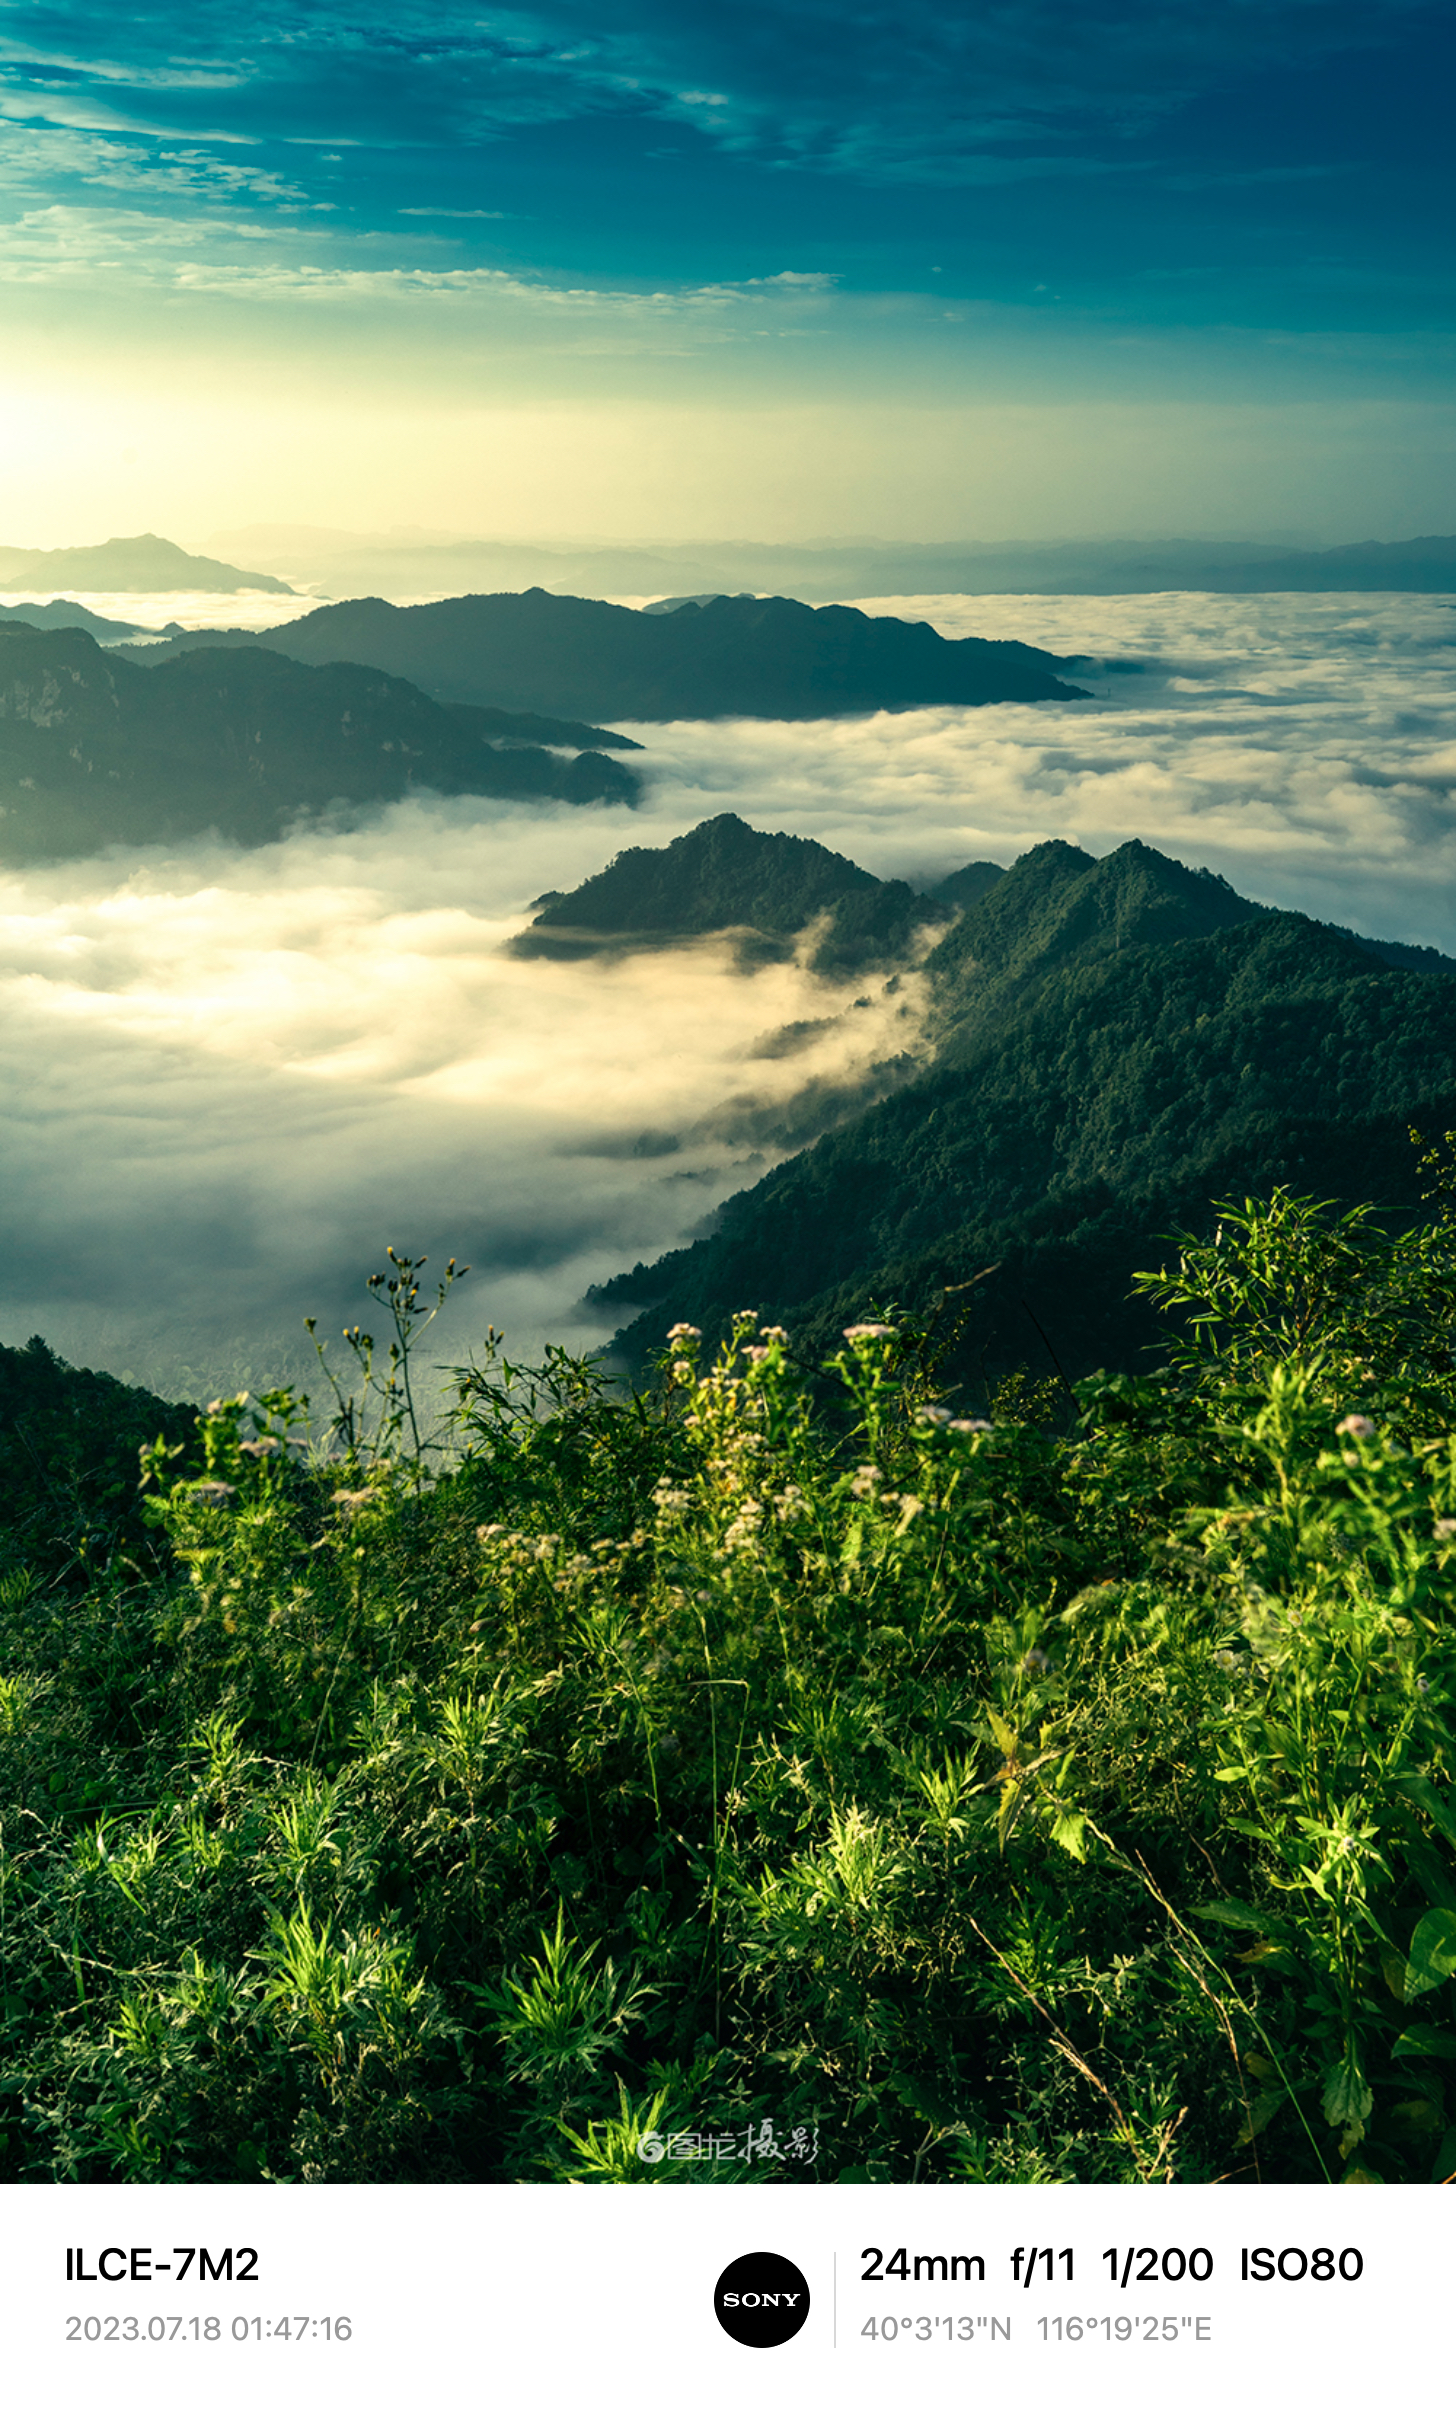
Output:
top-left (832, 2249), bottom-right (837, 2348)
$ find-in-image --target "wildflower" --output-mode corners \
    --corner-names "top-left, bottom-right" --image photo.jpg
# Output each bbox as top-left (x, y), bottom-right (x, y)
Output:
top-left (1335, 1414), bottom-right (1376, 1440)
top-left (761, 1325), bottom-right (789, 1343)
top-left (1022, 1646), bottom-right (1051, 1673)
top-left (850, 1464), bottom-right (881, 1500)
top-left (671, 1359), bottom-right (695, 1382)
top-left (1435, 1519), bottom-right (1456, 1542)
top-left (949, 1417), bottom-right (993, 1434)
top-left (189, 1480), bottom-right (236, 1506)
top-left (665, 1323), bottom-right (701, 1342)
top-left (476, 1522), bottom-right (507, 1540)
top-left (745, 1345), bottom-right (770, 1364)
top-left (895, 1492), bottom-right (925, 1521)
top-left (1212, 1649), bottom-right (1241, 1673)
top-left (239, 1436), bottom-right (283, 1458)
top-left (916, 1404), bottom-right (953, 1426)
top-left (1417, 1676), bottom-right (1431, 1694)
top-left (843, 1322), bottom-right (894, 1342)
top-left (332, 1488), bottom-right (374, 1513)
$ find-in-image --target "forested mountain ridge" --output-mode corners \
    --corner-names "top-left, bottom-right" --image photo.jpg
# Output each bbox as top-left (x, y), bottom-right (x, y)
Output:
top-left (114, 588), bottom-right (1090, 719)
top-left (594, 839), bottom-right (1456, 1379)
top-left (513, 811), bottom-right (953, 972)
top-left (0, 625), bottom-right (637, 858)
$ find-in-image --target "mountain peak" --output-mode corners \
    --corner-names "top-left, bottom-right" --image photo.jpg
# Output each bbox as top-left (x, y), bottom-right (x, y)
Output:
top-left (0, 532), bottom-right (297, 596)
top-left (926, 835), bottom-right (1265, 1041)
top-left (512, 811), bottom-right (947, 973)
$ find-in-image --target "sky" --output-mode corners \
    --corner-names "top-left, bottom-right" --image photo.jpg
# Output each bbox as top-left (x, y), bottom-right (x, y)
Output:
top-left (1, 0), bottom-right (1454, 545)
top-left (3, 589), bottom-right (1452, 1396)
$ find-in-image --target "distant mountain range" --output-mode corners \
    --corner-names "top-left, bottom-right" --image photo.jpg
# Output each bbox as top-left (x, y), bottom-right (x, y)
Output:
top-left (581, 833), bottom-right (1456, 1381)
top-left (0, 534), bottom-right (296, 596)
top-left (0, 626), bottom-right (637, 860)
top-left (9, 526), bottom-right (1456, 608)
top-left (201, 522), bottom-right (1456, 602)
top-left (117, 590), bottom-right (1087, 718)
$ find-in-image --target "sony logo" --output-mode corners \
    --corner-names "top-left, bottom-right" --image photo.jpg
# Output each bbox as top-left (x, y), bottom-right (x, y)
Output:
top-left (720, 2292), bottom-right (802, 2307)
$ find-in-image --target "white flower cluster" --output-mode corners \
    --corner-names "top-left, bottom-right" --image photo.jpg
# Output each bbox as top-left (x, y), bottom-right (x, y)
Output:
top-left (843, 1323), bottom-right (895, 1343)
top-left (652, 1479), bottom-right (692, 1517)
top-left (850, 1464), bottom-right (882, 1500)
top-left (719, 1498), bottom-right (764, 1556)
top-left (772, 1484), bottom-right (808, 1524)
top-left (913, 1404), bottom-right (991, 1436)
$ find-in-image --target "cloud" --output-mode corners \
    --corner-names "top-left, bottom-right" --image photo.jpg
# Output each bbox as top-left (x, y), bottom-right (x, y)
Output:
top-left (0, 588), bottom-right (1452, 1397)
top-left (0, 126), bottom-right (309, 205)
top-left (622, 591), bottom-right (1456, 944)
top-left (1, 1), bottom-right (1437, 227)
top-left (0, 796), bottom-right (929, 1394)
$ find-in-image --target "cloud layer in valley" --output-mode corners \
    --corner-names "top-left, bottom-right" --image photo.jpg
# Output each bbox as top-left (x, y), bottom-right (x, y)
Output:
top-left (0, 589), bottom-right (1452, 1398)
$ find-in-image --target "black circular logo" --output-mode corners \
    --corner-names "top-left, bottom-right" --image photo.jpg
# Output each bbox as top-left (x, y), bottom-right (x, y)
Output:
top-left (713, 2251), bottom-right (811, 2348)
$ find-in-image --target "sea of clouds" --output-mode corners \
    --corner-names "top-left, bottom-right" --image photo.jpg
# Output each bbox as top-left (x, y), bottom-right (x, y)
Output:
top-left (1, 589), bottom-right (1453, 1400)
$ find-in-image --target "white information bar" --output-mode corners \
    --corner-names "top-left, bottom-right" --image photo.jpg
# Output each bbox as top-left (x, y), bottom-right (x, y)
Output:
top-left (8, 2179), bottom-right (1449, 2414)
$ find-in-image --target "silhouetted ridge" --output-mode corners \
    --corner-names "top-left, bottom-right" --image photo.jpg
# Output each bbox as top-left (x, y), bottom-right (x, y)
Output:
top-left (0, 625), bottom-right (638, 861)
top-left (0, 532), bottom-right (296, 595)
top-left (115, 588), bottom-right (1089, 719)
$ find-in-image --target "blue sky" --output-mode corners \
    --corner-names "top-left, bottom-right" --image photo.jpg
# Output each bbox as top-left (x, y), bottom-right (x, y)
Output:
top-left (1, 1), bottom-right (1453, 544)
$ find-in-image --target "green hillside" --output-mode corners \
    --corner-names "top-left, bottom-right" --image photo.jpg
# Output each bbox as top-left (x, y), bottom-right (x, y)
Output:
top-left (596, 841), bottom-right (1456, 1379)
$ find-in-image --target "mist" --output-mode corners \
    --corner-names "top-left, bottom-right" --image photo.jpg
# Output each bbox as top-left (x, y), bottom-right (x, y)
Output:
top-left (1, 588), bottom-right (1451, 1401)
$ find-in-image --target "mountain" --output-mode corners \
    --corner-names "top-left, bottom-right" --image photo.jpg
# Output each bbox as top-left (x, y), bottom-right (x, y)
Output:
top-left (198, 523), bottom-right (1456, 602)
top-left (446, 704), bottom-right (641, 753)
top-left (0, 626), bottom-right (638, 860)
top-left (0, 1336), bottom-right (196, 1576)
top-left (928, 860), bottom-right (1006, 912)
top-left (113, 589), bottom-right (1089, 718)
top-left (592, 839), bottom-right (1456, 1381)
top-left (511, 811), bottom-right (952, 972)
top-left (0, 599), bottom-right (146, 640)
top-left (0, 534), bottom-right (297, 596)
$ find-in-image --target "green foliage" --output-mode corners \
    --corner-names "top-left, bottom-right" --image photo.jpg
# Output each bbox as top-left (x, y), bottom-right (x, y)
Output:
top-left (0, 1198), bottom-right (1453, 2184)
